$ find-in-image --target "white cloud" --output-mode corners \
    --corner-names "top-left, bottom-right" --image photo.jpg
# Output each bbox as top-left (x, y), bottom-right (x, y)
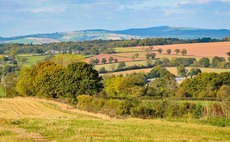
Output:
top-left (32, 8), bottom-right (65, 13)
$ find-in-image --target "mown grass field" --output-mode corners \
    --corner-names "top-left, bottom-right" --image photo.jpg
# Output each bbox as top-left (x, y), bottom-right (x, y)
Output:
top-left (0, 97), bottom-right (229, 142)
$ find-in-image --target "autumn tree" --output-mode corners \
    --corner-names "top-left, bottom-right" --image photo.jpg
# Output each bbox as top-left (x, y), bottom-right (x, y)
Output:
top-left (16, 61), bottom-right (64, 98)
top-left (16, 67), bottom-right (34, 96)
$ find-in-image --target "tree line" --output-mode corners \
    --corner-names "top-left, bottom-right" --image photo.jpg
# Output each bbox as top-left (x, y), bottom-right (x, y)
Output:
top-left (0, 37), bottom-right (224, 56)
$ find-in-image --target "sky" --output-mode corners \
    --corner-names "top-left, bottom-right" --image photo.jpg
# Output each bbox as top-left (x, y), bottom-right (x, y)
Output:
top-left (1, 0), bottom-right (230, 37)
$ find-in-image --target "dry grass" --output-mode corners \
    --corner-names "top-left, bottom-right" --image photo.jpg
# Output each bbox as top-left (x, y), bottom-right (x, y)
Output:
top-left (0, 98), bottom-right (229, 141)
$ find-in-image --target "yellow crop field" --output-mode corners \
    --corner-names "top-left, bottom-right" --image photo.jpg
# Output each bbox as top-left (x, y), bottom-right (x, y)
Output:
top-left (0, 97), bottom-right (229, 141)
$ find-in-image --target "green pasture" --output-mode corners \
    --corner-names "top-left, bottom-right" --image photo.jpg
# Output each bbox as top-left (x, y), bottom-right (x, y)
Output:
top-left (17, 55), bottom-right (49, 67)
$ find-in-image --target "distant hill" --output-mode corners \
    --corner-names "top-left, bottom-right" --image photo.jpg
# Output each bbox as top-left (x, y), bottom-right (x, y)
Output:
top-left (113, 26), bottom-right (230, 39)
top-left (1, 26), bottom-right (230, 44)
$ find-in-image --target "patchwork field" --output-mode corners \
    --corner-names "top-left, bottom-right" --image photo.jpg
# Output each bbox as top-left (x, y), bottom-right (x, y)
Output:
top-left (0, 97), bottom-right (229, 142)
top-left (135, 41), bottom-right (230, 58)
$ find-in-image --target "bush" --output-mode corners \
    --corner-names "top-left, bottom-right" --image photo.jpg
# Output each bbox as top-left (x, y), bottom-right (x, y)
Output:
top-left (77, 95), bottom-right (226, 119)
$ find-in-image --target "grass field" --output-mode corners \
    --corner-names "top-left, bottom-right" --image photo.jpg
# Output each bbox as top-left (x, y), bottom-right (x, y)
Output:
top-left (114, 47), bottom-right (142, 53)
top-left (18, 55), bottom-right (49, 67)
top-left (0, 97), bottom-right (229, 142)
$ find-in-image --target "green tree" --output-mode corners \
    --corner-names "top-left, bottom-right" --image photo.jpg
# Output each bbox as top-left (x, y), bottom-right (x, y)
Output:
top-left (181, 49), bottom-right (187, 56)
top-left (179, 72), bottom-right (221, 98)
top-left (174, 49), bottom-right (180, 55)
top-left (147, 74), bottom-right (178, 98)
top-left (117, 62), bottom-right (126, 70)
top-left (3, 73), bottom-right (18, 98)
top-left (160, 57), bottom-right (170, 66)
top-left (150, 53), bottom-right (156, 60)
top-left (226, 51), bottom-right (230, 57)
top-left (217, 85), bottom-right (230, 99)
top-left (177, 65), bottom-right (187, 77)
top-left (95, 58), bottom-right (100, 65)
top-left (98, 67), bottom-right (107, 73)
top-left (198, 57), bottom-right (210, 67)
top-left (108, 57), bottom-right (114, 63)
top-left (148, 66), bottom-right (172, 78)
top-left (158, 48), bottom-right (163, 54)
top-left (101, 58), bottom-right (107, 64)
top-left (145, 53), bottom-right (150, 60)
top-left (212, 56), bottom-right (225, 67)
top-left (187, 68), bottom-right (202, 77)
top-left (104, 74), bottom-right (145, 98)
top-left (63, 62), bottom-right (103, 101)
top-left (166, 49), bottom-right (171, 55)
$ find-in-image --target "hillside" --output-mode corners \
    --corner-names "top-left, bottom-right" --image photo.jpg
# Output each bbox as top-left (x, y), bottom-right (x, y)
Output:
top-left (1, 26), bottom-right (230, 44)
top-left (114, 26), bottom-right (230, 39)
top-left (0, 97), bottom-right (230, 141)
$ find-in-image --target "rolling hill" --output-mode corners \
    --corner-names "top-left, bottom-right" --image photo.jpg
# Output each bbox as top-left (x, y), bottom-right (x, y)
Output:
top-left (0, 97), bottom-right (229, 141)
top-left (1, 26), bottom-right (230, 44)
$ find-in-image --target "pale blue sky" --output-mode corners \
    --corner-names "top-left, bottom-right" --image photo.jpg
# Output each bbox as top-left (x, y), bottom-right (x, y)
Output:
top-left (1, 0), bottom-right (230, 37)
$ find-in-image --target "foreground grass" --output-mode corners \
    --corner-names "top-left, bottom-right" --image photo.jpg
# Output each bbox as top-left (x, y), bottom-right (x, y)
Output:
top-left (0, 98), bottom-right (229, 142)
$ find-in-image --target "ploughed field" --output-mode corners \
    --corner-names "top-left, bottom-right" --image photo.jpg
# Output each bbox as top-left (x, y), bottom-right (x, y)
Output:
top-left (0, 97), bottom-right (229, 142)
